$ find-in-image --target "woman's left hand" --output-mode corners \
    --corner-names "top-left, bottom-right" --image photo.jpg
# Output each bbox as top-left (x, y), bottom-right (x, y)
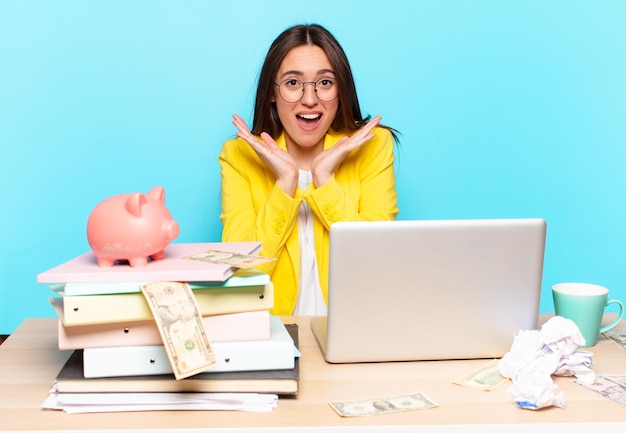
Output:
top-left (311, 116), bottom-right (381, 187)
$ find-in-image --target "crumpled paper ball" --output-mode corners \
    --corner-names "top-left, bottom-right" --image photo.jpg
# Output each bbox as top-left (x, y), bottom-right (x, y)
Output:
top-left (498, 316), bottom-right (595, 410)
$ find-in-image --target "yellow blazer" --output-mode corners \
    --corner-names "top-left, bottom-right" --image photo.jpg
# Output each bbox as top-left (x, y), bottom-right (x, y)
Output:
top-left (219, 127), bottom-right (399, 315)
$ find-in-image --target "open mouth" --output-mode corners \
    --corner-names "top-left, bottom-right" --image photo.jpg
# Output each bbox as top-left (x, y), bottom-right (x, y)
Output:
top-left (297, 113), bottom-right (321, 122)
top-left (295, 112), bottom-right (324, 133)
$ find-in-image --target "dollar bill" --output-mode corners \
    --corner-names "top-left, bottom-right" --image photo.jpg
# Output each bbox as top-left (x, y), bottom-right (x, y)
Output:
top-left (140, 281), bottom-right (217, 380)
top-left (329, 392), bottom-right (438, 417)
top-left (575, 375), bottom-right (626, 407)
top-left (453, 359), bottom-right (508, 391)
top-left (603, 329), bottom-right (626, 351)
top-left (183, 250), bottom-right (276, 268)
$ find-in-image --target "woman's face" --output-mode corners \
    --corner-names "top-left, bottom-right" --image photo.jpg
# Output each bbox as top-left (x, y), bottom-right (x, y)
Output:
top-left (272, 44), bottom-right (339, 153)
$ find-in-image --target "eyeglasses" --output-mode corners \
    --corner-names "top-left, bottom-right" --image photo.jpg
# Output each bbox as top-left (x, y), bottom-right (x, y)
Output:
top-left (274, 78), bottom-right (338, 103)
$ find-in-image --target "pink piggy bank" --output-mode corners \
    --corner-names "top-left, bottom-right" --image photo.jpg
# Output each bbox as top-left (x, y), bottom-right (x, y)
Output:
top-left (86, 186), bottom-right (180, 267)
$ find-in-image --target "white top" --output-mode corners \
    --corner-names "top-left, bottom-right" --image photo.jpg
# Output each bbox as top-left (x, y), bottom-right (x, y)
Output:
top-left (293, 170), bottom-right (327, 316)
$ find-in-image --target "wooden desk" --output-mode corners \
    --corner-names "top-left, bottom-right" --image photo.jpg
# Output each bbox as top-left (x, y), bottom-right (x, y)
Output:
top-left (1, 316), bottom-right (625, 432)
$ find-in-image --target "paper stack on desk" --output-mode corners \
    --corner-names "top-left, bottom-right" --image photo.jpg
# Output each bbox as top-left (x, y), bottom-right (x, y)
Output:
top-left (37, 242), bottom-right (299, 413)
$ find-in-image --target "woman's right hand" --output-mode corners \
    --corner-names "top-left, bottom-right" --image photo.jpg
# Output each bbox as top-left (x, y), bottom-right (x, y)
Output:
top-left (232, 114), bottom-right (298, 196)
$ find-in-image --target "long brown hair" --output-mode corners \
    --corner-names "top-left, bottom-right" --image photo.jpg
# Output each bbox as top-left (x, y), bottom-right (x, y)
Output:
top-left (252, 24), bottom-right (398, 142)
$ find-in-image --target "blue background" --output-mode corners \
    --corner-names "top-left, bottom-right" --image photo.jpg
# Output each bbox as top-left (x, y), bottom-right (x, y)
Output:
top-left (1, 0), bottom-right (625, 334)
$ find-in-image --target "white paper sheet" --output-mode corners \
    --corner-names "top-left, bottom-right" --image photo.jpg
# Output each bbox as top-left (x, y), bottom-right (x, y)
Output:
top-left (43, 389), bottom-right (278, 414)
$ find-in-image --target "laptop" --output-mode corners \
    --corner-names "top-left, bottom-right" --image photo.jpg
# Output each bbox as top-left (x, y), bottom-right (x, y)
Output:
top-left (311, 218), bottom-right (546, 363)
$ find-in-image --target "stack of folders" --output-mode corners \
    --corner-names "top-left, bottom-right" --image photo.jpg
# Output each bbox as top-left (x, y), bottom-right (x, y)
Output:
top-left (37, 242), bottom-right (299, 403)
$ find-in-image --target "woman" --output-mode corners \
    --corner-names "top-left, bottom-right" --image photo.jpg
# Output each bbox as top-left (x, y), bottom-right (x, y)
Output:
top-left (219, 24), bottom-right (399, 315)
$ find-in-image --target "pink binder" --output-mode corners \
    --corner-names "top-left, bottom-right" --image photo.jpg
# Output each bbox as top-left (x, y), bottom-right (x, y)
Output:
top-left (37, 242), bottom-right (262, 283)
top-left (57, 310), bottom-right (271, 350)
